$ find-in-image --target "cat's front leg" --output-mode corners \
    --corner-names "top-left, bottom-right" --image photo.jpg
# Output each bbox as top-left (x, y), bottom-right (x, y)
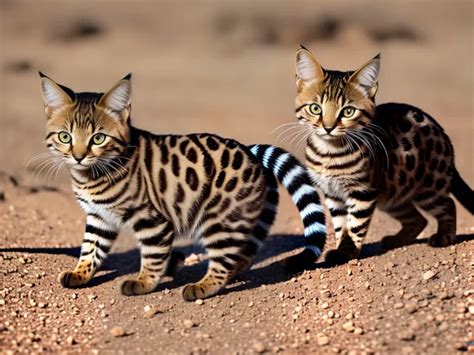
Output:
top-left (59, 214), bottom-right (118, 288)
top-left (326, 188), bottom-right (378, 265)
top-left (121, 217), bottom-right (174, 296)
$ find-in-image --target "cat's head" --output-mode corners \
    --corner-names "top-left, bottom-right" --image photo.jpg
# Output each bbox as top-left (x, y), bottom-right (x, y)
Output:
top-left (295, 46), bottom-right (380, 141)
top-left (39, 73), bottom-right (132, 171)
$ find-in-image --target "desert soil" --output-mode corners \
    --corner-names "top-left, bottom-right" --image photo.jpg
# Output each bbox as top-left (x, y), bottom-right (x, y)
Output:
top-left (1, 1), bottom-right (473, 354)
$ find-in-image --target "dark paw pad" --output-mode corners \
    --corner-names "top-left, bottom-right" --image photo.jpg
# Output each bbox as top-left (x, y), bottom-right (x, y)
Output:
top-left (428, 234), bottom-right (454, 248)
top-left (325, 249), bottom-right (352, 266)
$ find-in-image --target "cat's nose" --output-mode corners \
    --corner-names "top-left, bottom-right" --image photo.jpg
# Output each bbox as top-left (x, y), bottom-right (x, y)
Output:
top-left (324, 126), bottom-right (335, 134)
top-left (73, 155), bottom-right (86, 163)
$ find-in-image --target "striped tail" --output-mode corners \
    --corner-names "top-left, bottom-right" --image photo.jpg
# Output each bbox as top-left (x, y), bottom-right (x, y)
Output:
top-left (249, 144), bottom-right (326, 271)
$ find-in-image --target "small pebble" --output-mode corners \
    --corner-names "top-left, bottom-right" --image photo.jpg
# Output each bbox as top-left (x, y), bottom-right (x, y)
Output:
top-left (343, 321), bottom-right (355, 332)
top-left (253, 342), bottom-right (266, 353)
top-left (422, 270), bottom-right (437, 281)
top-left (183, 319), bottom-right (195, 329)
top-left (110, 326), bottom-right (126, 337)
top-left (317, 334), bottom-right (330, 346)
top-left (405, 303), bottom-right (417, 314)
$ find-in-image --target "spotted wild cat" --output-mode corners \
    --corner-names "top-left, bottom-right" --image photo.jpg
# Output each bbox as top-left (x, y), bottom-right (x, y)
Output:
top-left (39, 72), bottom-right (326, 300)
top-left (293, 46), bottom-right (473, 265)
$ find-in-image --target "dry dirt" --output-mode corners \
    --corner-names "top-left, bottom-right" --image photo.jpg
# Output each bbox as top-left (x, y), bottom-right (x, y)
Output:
top-left (1, 1), bottom-right (473, 354)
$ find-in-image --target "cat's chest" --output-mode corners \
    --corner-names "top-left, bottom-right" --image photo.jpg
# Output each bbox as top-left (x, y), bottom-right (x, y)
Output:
top-left (308, 171), bottom-right (350, 199)
top-left (74, 187), bottom-right (123, 227)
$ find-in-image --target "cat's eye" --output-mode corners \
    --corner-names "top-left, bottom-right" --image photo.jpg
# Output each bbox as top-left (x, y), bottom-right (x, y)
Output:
top-left (58, 131), bottom-right (72, 144)
top-left (341, 106), bottom-right (357, 118)
top-left (92, 133), bottom-right (106, 145)
top-left (308, 104), bottom-right (322, 116)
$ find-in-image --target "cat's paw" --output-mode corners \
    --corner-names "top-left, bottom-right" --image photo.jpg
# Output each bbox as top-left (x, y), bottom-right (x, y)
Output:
top-left (121, 279), bottom-right (153, 296)
top-left (182, 283), bottom-right (208, 302)
top-left (428, 233), bottom-right (455, 248)
top-left (58, 270), bottom-right (88, 288)
top-left (325, 249), bottom-right (353, 266)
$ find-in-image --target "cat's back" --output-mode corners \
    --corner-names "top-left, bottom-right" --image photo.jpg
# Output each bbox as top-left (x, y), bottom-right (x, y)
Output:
top-left (373, 103), bottom-right (455, 207)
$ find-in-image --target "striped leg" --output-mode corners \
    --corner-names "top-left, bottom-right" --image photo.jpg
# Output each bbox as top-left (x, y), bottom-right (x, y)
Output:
top-left (182, 231), bottom-right (258, 301)
top-left (326, 189), bottom-right (377, 265)
top-left (121, 218), bottom-right (174, 296)
top-left (59, 214), bottom-right (118, 288)
top-left (325, 195), bottom-right (347, 246)
top-left (418, 196), bottom-right (456, 247)
top-left (381, 202), bottom-right (427, 249)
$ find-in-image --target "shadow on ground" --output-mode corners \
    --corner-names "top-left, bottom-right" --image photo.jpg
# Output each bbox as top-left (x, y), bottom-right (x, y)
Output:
top-left (1, 233), bottom-right (472, 296)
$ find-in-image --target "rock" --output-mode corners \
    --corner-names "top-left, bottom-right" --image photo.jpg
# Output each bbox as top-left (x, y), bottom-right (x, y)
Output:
top-left (354, 327), bottom-right (364, 335)
top-left (405, 303), bottom-right (417, 314)
top-left (183, 319), bottom-right (195, 329)
top-left (422, 270), bottom-right (437, 281)
top-left (317, 334), bottom-right (330, 346)
top-left (184, 253), bottom-right (200, 266)
top-left (66, 336), bottom-right (76, 345)
top-left (321, 302), bottom-right (329, 309)
top-left (394, 302), bottom-right (404, 309)
top-left (144, 306), bottom-right (161, 319)
top-left (253, 342), bottom-right (266, 353)
top-left (400, 331), bottom-right (415, 341)
top-left (110, 326), bottom-right (126, 337)
top-left (195, 299), bottom-right (204, 305)
top-left (343, 321), bottom-right (355, 332)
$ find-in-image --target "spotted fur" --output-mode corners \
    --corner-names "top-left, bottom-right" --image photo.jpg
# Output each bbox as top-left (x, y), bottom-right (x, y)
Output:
top-left (294, 46), bottom-right (473, 265)
top-left (39, 72), bottom-right (326, 299)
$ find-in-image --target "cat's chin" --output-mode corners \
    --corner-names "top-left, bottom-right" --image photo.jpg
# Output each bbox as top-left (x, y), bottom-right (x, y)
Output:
top-left (70, 164), bottom-right (91, 171)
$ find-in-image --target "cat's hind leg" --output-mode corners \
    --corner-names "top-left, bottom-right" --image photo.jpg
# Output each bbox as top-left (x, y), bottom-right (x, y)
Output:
top-left (417, 195), bottom-right (456, 247)
top-left (381, 201), bottom-right (427, 249)
top-left (182, 229), bottom-right (259, 301)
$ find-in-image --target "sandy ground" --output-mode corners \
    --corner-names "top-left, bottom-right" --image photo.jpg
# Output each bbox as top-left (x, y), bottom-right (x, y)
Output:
top-left (1, 0), bottom-right (473, 354)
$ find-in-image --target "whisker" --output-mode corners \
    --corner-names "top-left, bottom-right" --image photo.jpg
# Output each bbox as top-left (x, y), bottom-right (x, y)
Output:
top-left (271, 122), bottom-right (301, 134)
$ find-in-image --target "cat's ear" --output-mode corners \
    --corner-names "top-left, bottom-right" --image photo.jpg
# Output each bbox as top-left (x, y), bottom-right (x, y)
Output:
top-left (39, 72), bottom-right (76, 114)
top-left (99, 73), bottom-right (132, 118)
top-left (348, 54), bottom-right (380, 98)
top-left (295, 45), bottom-right (325, 92)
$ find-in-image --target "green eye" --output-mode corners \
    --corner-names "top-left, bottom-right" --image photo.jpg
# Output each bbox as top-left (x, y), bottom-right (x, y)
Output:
top-left (92, 133), bottom-right (106, 145)
top-left (342, 106), bottom-right (357, 118)
top-left (309, 104), bottom-right (322, 116)
top-left (58, 131), bottom-right (72, 144)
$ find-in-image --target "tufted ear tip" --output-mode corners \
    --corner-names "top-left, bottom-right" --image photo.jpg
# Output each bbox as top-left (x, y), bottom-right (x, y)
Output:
top-left (38, 71), bottom-right (47, 78)
top-left (122, 73), bottom-right (132, 81)
top-left (299, 43), bottom-right (309, 51)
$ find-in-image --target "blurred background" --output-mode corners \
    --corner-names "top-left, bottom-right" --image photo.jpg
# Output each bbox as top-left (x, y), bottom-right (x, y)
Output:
top-left (0, 0), bottom-right (472, 197)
